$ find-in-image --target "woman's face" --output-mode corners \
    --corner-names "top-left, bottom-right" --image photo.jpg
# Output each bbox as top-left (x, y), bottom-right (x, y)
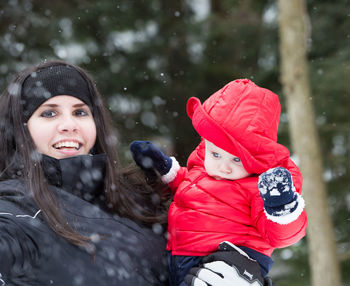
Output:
top-left (27, 95), bottom-right (97, 159)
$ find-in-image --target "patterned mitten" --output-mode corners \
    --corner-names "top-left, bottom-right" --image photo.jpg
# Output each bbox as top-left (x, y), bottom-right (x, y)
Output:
top-left (258, 167), bottom-right (303, 224)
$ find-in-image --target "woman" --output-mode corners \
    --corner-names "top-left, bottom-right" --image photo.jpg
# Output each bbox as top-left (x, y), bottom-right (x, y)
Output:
top-left (0, 60), bottom-right (169, 285)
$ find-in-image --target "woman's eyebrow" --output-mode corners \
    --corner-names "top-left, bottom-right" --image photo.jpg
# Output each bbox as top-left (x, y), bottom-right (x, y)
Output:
top-left (39, 103), bottom-right (87, 108)
top-left (72, 103), bottom-right (87, 107)
top-left (40, 103), bottom-right (58, 108)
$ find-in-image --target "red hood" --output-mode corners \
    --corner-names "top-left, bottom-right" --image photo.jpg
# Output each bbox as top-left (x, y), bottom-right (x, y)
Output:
top-left (187, 79), bottom-right (289, 174)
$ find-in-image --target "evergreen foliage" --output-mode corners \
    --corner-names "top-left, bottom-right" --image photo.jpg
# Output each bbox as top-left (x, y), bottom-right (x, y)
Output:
top-left (0, 0), bottom-right (349, 284)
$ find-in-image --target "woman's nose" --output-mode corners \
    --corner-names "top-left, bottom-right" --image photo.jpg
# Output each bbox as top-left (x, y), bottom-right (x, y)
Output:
top-left (58, 115), bottom-right (78, 132)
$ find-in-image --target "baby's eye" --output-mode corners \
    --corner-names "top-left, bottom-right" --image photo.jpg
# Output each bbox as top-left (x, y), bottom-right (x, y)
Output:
top-left (212, 152), bottom-right (220, 158)
top-left (233, 157), bottom-right (241, 163)
top-left (40, 110), bottom-right (56, 118)
top-left (74, 109), bottom-right (89, 116)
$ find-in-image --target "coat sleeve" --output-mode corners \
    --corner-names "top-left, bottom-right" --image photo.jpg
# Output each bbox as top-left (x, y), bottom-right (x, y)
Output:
top-left (163, 140), bottom-right (205, 193)
top-left (251, 158), bottom-right (307, 248)
top-left (0, 215), bottom-right (40, 285)
top-left (166, 166), bottom-right (188, 193)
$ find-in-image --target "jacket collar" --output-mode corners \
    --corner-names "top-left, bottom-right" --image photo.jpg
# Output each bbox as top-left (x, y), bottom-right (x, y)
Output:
top-left (41, 154), bottom-right (107, 201)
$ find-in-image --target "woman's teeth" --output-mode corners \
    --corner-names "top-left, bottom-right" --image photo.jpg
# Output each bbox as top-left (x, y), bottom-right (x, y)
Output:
top-left (53, 141), bottom-right (80, 150)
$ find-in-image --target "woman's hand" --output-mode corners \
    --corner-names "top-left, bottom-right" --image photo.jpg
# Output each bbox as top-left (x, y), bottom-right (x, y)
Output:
top-left (184, 242), bottom-right (271, 286)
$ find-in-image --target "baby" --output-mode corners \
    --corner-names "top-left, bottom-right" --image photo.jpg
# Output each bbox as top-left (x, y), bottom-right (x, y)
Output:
top-left (131, 79), bottom-right (307, 286)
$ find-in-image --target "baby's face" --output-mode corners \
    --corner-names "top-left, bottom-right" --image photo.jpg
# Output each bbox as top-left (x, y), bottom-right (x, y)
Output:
top-left (204, 140), bottom-right (251, 181)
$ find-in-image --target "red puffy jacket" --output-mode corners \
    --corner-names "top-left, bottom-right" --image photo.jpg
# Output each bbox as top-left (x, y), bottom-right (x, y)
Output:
top-left (165, 79), bottom-right (307, 257)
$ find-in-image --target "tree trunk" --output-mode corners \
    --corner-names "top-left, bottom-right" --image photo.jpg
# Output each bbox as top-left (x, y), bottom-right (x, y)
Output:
top-left (277, 1), bottom-right (341, 286)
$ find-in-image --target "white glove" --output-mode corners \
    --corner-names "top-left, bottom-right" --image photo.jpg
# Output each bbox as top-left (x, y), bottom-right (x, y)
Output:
top-left (185, 260), bottom-right (264, 286)
top-left (184, 242), bottom-right (270, 286)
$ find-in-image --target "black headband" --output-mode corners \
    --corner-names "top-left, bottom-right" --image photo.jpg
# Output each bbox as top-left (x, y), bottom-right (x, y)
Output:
top-left (21, 64), bottom-right (93, 122)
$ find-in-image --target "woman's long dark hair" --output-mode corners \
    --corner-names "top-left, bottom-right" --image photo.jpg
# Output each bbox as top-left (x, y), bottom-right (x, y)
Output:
top-left (0, 60), bottom-right (168, 248)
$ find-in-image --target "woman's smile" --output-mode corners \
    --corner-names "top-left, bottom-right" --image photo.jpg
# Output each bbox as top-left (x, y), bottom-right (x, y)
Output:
top-left (53, 140), bottom-right (81, 150)
top-left (51, 139), bottom-right (84, 157)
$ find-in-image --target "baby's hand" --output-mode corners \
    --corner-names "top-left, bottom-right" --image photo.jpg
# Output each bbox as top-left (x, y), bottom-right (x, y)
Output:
top-left (258, 167), bottom-right (299, 220)
top-left (130, 141), bottom-right (173, 176)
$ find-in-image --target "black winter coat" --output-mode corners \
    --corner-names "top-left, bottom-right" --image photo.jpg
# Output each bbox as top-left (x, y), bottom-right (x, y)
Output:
top-left (0, 155), bottom-right (168, 286)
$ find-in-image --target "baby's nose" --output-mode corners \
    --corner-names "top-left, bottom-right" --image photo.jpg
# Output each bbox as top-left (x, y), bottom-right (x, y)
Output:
top-left (220, 163), bottom-right (232, 174)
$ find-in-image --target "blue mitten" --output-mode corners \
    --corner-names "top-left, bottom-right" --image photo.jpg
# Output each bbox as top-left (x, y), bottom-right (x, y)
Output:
top-left (258, 167), bottom-right (299, 220)
top-left (130, 141), bottom-right (173, 176)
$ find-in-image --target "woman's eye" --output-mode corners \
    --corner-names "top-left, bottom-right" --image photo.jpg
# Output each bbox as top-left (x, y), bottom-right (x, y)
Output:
top-left (74, 109), bottom-right (89, 116)
top-left (40, 110), bottom-right (56, 118)
top-left (233, 157), bottom-right (241, 163)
